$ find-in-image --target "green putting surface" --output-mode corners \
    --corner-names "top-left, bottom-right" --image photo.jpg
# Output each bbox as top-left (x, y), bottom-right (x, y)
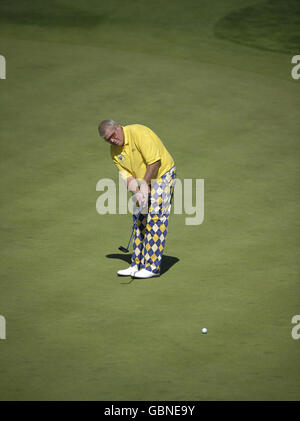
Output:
top-left (0, 0), bottom-right (299, 401)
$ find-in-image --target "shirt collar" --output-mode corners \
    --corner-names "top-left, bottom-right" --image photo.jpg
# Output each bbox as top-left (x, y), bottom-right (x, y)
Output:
top-left (122, 126), bottom-right (129, 146)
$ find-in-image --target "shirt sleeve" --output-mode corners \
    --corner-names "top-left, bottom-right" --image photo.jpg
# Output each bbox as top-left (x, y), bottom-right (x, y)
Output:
top-left (135, 128), bottom-right (161, 165)
top-left (112, 156), bottom-right (132, 180)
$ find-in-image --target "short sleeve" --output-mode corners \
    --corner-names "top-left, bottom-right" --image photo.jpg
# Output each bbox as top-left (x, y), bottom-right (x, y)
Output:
top-left (112, 156), bottom-right (132, 180)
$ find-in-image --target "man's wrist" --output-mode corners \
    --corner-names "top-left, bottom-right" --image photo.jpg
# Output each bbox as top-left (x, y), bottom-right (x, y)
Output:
top-left (142, 178), bottom-right (151, 187)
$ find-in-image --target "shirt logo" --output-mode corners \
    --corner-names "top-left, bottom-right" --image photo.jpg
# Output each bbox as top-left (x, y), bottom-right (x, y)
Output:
top-left (118, 155), bottom-right (123, 160)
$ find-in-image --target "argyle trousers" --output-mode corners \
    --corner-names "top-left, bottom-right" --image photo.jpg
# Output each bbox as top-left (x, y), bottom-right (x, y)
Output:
top-left (131, 167), bottom-right (176, 274)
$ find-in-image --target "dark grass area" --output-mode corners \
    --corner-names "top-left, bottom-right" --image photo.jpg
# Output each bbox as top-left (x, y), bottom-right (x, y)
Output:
top-left (0, 0), bottom-right (226, 28)
top-left (2, 0), bottom-right (299, 55)
top-left (215, 0), bottom-right (300, 54)
top-left (0, 0), bottom-right (103, 27)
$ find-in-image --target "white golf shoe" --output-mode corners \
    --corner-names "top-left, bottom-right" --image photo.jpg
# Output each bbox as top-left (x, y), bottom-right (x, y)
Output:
top-left (132, 269), bottom-right (160, 279)
top-left (117, 267), bottom-right (138, 277)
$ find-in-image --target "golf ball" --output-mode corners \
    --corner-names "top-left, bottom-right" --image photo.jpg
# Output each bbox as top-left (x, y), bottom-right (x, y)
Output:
top-left (202, 328), bottom-right (208, 334)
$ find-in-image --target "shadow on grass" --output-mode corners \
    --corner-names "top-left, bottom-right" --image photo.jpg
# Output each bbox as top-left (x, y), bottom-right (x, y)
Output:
top-left (214, 0), bottom-right (300, 54)
top-left (0, 1), bottom-right (104, 27)
top-left (106, 253), bottom-right (179, 277)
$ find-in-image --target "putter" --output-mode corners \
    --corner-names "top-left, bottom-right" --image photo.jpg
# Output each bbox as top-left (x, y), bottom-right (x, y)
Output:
top-left (119, 208), bottom-right (143, 253)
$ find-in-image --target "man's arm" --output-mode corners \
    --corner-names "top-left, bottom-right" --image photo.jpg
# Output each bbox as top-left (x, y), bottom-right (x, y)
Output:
top-left (125, 176), bottom-right (139, 194)
top-left (139, 160), bottom-right (161, 204)
top-left (124, 176), bottom-right (145, 208)
top-left (125, 160), bottom-right (161, 206)
top-left (143, 160), bottom-right (161, 186)
top-left (125, 160), bottom-right (160, 193)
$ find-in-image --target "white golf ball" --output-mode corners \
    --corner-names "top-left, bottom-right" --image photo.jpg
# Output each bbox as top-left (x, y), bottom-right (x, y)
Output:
top-left (202, 328), bottom-right (208, 334)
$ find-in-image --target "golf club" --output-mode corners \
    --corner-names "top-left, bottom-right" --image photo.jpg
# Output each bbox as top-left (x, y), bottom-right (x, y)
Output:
top-left (118, 207), bottom-right (143, 253)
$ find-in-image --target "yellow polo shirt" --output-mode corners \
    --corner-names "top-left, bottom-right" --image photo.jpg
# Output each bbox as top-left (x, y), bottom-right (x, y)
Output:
top-left (111, 124), bottom-right (175, 181)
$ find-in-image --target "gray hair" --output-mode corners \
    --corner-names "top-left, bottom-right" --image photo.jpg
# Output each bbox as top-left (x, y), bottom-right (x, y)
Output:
top-left (98, 119), bottom-right (117, 138)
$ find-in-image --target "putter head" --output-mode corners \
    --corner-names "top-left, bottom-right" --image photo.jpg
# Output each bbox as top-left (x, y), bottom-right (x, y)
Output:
top-left (119, 246), bottom-right (129, 253)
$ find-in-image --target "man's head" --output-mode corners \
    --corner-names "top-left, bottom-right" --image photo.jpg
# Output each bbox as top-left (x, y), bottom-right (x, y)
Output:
top-left (98, 119), bottom-right (125, 146)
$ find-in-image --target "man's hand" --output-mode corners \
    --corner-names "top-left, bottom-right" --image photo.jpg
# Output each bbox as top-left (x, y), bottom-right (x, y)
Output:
top-left (126, 177), bottom-right (148, 208)
top-left (139, 180), bottom-right (150, 205)
top-left (136, 184), bottom-right (149, 209)
top-left (135, 191), bottom-right (145, 207)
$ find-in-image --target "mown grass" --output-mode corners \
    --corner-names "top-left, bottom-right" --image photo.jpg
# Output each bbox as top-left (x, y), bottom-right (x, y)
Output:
top-left (215, 0), bottom-right (300, 54)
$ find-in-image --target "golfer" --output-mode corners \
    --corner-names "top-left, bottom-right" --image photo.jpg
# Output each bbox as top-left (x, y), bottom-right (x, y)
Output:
top-left (98, 120), bottom-right (176, 278)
